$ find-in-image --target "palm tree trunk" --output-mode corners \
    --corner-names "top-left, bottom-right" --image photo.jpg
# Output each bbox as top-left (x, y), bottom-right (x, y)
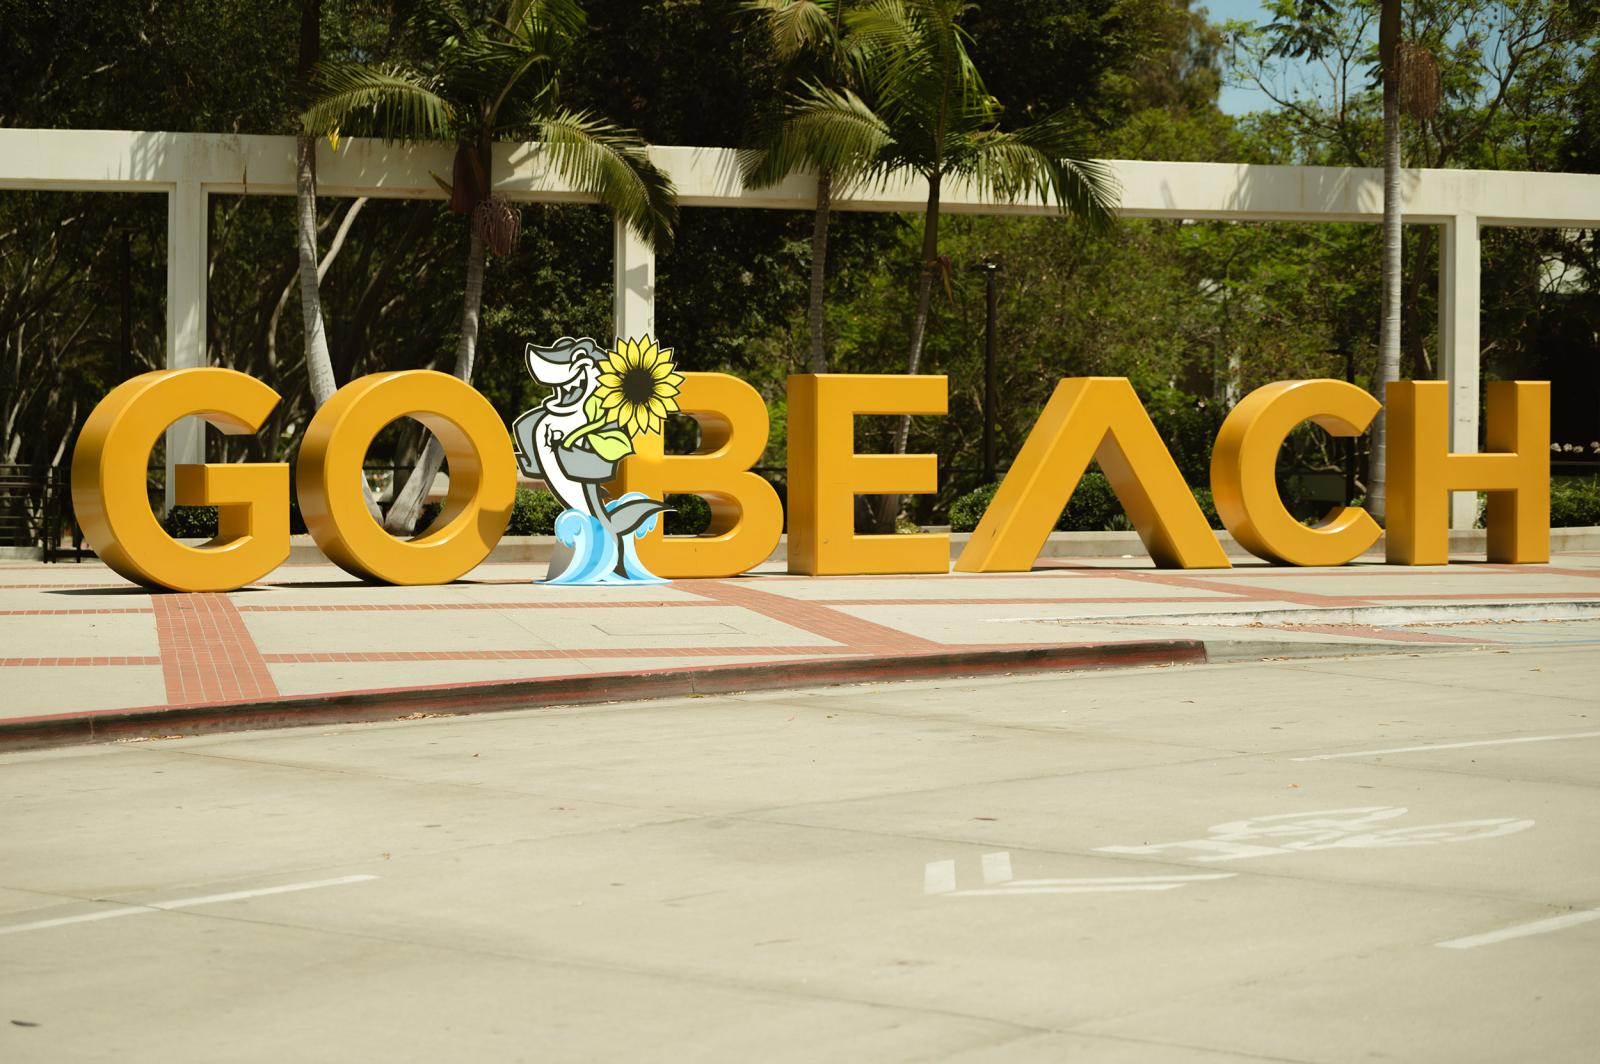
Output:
top-left (383, 226), bottom-right (489, 534)
top-left (874, 173), bottom-right (942, 532)
top-left (296, 136), bottom-right (383, 522)
top-left (808, 168), bottom-right (833, 374)
top-left (296, 136), bottom-right (340, 408)
top-left (1370, 0), bottom-right (1403, 524)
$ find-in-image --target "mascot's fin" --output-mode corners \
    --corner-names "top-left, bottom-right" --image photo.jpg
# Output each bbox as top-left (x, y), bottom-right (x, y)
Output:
top-left (605, 498), bottom-right (671, 537)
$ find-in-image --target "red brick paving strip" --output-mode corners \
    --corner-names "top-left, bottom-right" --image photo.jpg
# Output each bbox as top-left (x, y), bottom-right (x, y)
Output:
top-left (152, 593), bottom-right (279, 705)
top-left (688, 579), bottom-right (946, 652)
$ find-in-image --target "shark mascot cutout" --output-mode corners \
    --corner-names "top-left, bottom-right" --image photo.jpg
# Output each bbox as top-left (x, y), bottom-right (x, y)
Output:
top-left (512, 335), bottom-right (682, 584)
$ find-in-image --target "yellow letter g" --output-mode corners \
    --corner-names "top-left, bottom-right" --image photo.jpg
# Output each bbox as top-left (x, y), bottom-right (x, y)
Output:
top-left (71, 369), bottom-right (289, 592)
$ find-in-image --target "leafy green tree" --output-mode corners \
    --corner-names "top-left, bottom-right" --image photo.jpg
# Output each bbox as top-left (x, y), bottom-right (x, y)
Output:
top-left (302, 0), bottom-right (677, 531)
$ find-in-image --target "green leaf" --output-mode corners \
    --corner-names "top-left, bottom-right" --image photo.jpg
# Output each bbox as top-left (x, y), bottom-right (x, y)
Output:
top-left (584, 393), bottom-right (602, 421)
top-left (586, 428), bottom-right (635, 462)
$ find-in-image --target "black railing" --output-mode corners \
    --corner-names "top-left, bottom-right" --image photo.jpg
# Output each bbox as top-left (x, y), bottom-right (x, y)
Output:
top-left (0, 464), bottom-right (78, 560)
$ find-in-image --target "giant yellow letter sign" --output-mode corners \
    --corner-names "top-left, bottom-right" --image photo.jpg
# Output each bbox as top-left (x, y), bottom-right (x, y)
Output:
top-left (1386, 380), bottom-right (1549, 565)
top-left (956, 377), bottom-right (1229, 572)
top-left (71, 369), bottom-right (288, 592)
top-left (787, 374), bottom-right (950, 575)
top-left (297, 371), bottom-right (517, 584)
top-left (1211, 379), bottom-right (1381, 566)
top-left (611, 372), bottom-right (784, 578)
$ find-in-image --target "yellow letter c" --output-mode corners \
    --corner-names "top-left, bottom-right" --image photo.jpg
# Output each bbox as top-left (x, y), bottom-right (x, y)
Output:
top-left (1210, 379), bottom-right (1380, 567)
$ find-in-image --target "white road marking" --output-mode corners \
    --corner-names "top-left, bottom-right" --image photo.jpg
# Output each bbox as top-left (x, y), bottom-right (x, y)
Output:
top-left (924, 853), bottom-right (1237, 897)
top-left (1291, 730), bottom-right (1600, 762)
top-left (1436, 908), bottom-right (1600, 950)
top-left (947, 883), bottom-right (1189, 897)
top-left (1005, 873), bottom-right (1237, 886)
top-left (1098, 808), bottom-right (1534, 862)
top-left (0, 874), bottom-right (380, 936)
top-left (923, 859), bottom-right (957, 895)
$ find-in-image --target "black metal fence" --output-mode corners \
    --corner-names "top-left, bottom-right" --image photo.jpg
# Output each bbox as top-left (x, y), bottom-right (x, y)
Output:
top-left (0, 464), bottom-right (76, 559)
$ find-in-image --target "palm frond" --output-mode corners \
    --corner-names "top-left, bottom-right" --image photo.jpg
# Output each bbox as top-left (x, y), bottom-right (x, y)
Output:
top-left (505, 0), bottom-right (587, 44)
top-left (848, 0), bottom-right (989, 144)
top-left (740, 83), bottom-right (891, 188)
top-left (960, 113), bottom-right (1118, 227)
top-left (743, 0), bottom-right (840, 62)
top-left (302, 62), bottom-right (455, 142)
top-left (533, 108), bottom-right (679, 248)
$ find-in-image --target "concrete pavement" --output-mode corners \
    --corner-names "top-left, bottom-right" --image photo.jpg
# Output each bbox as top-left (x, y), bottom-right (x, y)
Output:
top-left (2, 551), bottom-right (1599, 746)
top-left (1, 642), bottom-right (1596, 1061)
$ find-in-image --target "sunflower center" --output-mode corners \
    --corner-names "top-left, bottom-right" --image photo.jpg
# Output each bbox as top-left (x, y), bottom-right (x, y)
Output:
top-left (621, 365), bottom-right (656, 405)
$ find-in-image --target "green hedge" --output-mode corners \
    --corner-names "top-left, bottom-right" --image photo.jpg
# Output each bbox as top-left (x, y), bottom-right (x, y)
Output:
top-left (950, 470), bottom-right (1225, 533)
top-left (416, 488), bottom-right (720, 537)
top-left (1551, 478), bottom-right (1600, 527)
top-left (162, 504), bottom-right (219, 538)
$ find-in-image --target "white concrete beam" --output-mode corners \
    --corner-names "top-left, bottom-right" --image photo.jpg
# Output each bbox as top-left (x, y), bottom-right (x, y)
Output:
top-left (1439, 215), bottom-right (1482, 530)
top-left (3, 130), bottom-right (1597, 228)
top-left (163, 172), bottom-right (208, 510)
top-left (613, 217), bottom-right (655, 343)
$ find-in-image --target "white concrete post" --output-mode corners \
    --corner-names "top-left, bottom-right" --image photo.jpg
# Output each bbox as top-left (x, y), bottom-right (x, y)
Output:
top-left (613, 217), bottom-right (655, 343)
top-left (1438, 214), bottom-right (1481, 529)
top-left (163, 172), bottom-right (208, 510)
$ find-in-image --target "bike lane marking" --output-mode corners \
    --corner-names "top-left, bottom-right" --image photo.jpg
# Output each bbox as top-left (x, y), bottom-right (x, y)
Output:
top-left (1436, 908), bottom-right (1600, 950)
top-left (1291, 729), bottom-right (1600, 762)
top-left (924, 852), bottom-right (1237, 897)
top-left (0, 874), bottom-right (380, 936)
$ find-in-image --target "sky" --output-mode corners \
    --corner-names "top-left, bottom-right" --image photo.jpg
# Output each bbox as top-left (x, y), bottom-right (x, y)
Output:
top-left (1201, 0), bottom-right (1293, 116)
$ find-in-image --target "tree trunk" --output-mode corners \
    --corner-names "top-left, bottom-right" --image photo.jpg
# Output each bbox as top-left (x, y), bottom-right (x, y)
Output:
top-left (382, 225), bottom-right (489, 534)
top-left (874, 173), bottom-right (942, 532)
top-left (807, 169), bottom-right (833, 373)
top-left (294, 153), bottom-right (358, 409)
top-left (1370, 0), bottom-right (1403, 524)
top-left (1402, 225), bottom-right (1435, 378)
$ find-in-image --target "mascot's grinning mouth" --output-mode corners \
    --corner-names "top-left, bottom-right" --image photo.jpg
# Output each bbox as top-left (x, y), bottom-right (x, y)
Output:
top-left (547, 366), bottom-right (592, 413)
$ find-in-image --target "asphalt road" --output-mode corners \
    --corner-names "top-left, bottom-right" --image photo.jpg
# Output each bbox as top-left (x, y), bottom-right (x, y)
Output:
top-left (3, 641), bottom-right (1597, 1062)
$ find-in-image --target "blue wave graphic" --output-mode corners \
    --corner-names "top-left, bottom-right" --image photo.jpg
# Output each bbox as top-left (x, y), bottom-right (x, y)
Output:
top-left (545, 493), bottom-right (668, 585)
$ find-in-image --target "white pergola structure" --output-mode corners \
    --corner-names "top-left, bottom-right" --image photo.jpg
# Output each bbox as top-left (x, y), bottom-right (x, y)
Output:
top-left (3, 129), bottom-right (1598, 527)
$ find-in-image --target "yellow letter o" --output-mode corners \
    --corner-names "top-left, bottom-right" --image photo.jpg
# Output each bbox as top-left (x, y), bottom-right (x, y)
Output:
top-left (297, 371), bottom-right (516, 585)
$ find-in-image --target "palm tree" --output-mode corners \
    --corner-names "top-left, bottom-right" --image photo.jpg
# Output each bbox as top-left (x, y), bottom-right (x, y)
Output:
top-left (740, 0), bottom-right (865, 373)
top-left (820, 0), bottom-right (1118, 527)
top-left (1369, 0), bottom-right (1402, 523)
top-left (294, 0), bottom-right (381, 522)
top-left (302, 0), bottom-right (677, 533)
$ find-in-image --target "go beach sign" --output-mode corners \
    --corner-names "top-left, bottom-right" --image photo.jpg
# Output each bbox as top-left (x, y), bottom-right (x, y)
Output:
top-left (70, 337), bottom-right (1552, 593)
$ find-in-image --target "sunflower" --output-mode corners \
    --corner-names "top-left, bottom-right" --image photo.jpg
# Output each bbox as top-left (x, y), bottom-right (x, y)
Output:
top-left (594, 336), bottom-right (684, 437)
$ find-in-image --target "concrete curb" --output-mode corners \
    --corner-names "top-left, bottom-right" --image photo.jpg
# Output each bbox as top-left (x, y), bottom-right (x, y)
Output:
top-left (0, 639), bottom-right (1207, 753)
top-left (1012, 600), bottom-right (1600, 629)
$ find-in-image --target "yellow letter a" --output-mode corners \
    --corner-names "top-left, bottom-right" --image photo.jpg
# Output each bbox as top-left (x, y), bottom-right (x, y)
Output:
top-left (955, 378), bottom-right (1229, 572)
